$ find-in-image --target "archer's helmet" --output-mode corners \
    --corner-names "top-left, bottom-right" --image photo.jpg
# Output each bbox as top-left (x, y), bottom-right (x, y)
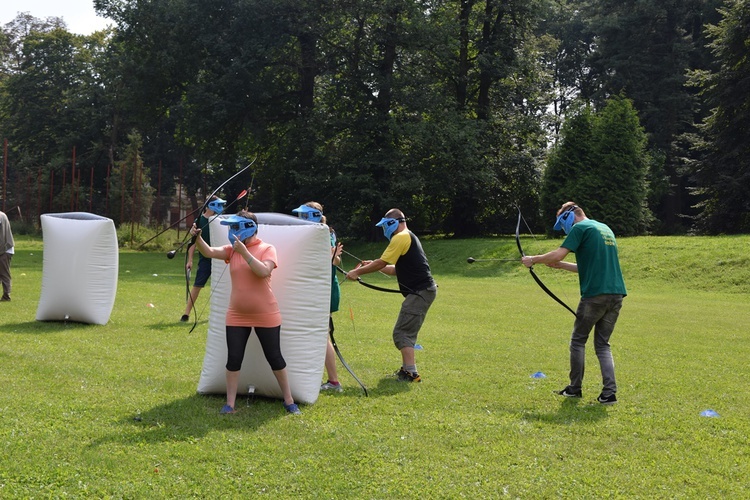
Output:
top-left (292, 204), bottom-right (323, 222)
top-left (221, 214), bottom-right (257, 243)
top-left (207, 198), bottom-right (227, 215)
top-left (553, 206), bottom-right (578, 234)
top-left (376, 217), bottom-right (402, 240)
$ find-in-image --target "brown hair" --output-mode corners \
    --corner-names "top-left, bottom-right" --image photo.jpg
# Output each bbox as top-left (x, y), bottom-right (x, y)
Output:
top-left (236, 209), bottom-right (257, 222)
top-left (557, 202), bottom-right (583, 218)
top-left (304, 201), bottom-right (327, 224)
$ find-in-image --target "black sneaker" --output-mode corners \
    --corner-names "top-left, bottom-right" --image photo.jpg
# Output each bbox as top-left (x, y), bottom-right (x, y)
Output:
top-left (180, 314), bottom-right (189, 322)
top-left (555, 386), bottom-right (582, 398)
top-left (395, 368), bottom-right (421, 383)
top-left (597, 393), bottom-right (617, 405)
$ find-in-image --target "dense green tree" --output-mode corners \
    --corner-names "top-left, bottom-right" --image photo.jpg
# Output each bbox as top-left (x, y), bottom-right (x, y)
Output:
top-left (0, 14), bottom-right (66, 77)
top-left (584, 0), bottom-right (722, 233)
top-left (2, 1), bottom-right (740, 236)
top-left (108, 130), bottom-right (155, 226)
top-left (542, 96), bottom-right (649, 235)
top-left (0, 21), bottom-right (114, 220)
top-left (95, 0), bottom-right (553, 238)
top-left (541, 104), bottom-right (595, 223)
top-left (687, 0), bottom-right (750, 233)
top-left (589, 96), bottom-right (650, 235)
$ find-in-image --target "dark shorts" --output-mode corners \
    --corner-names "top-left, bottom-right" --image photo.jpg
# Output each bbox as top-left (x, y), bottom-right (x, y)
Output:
top-left (193, 257), bottom-right (211, 287)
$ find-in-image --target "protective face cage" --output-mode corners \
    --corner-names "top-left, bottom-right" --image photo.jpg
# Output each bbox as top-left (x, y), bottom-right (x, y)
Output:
top-left (292, 205), bottom-right (323, 223)
top-left (553, 206), bottom-right (578, 234)
top-left (221, 216), bottom-right (257, 243)
top-left (376, 217), bottom-right (403, 240)
top-left (207, 198), bottom-right (227, 215)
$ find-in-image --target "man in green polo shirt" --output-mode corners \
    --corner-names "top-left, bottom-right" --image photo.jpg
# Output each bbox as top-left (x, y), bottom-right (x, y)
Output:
top-left (521, 202), bottom-right (626, 405)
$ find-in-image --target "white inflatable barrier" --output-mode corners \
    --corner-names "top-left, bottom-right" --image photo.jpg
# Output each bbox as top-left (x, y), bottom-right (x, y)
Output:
top-left (196, 213), bottom-right (331, 404)
top-left (36, 212), bottom-right (118, 325)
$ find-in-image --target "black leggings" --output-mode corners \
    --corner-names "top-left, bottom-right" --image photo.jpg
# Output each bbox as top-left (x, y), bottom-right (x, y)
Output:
top-left (225, 325), bottom-right (287, 372)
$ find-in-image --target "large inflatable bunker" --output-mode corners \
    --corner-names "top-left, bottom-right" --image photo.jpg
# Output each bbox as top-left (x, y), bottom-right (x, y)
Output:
top-left (35, 212), bottom-right (118, 325)
top-left (196, 213), bottom-right (331, 404)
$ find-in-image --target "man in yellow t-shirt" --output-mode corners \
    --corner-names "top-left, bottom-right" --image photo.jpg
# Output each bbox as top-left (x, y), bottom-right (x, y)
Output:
top-left (345, 208), bottom-right (437, 382)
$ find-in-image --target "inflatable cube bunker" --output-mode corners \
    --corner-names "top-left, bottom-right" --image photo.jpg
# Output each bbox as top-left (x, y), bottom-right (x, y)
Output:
top-left (35, 212), bottom-right (118, 325)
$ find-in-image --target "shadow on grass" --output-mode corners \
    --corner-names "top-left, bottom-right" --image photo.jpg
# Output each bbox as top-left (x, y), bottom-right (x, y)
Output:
top-left (520, 397), bottom-right (609, 425)
top-left (89, 393), bottom-right (292, 447)
top-left (3, 320), bottom-right (99, 334)
top-left (318, 374), bottom-right (416, 399)
top-left (144, 318), bottom-right (209, 331)
top-left (370, 376), bottom-right (419, 397)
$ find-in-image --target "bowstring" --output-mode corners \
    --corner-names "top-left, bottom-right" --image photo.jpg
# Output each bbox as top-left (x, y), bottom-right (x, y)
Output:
top-left (518, 211), bottom-right (577, 309)
top-left (189, 173), bottom-right (256, 332)
top-left (338, 253), bottom-right (358, 334)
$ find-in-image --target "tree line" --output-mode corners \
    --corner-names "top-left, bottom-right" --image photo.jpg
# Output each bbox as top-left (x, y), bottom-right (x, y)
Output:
top-left (0, 0), bottom-right (747, 239)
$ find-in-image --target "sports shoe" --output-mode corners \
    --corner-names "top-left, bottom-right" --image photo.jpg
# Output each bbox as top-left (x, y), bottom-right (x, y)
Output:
top-left (220, 404), bottom-right (235, 414)
top-left (1, 295), bottom-right (10, 302)
top-left (284, 402), bottom-right (302, 415)
top-left (395, 368), bottom-right (421, 383)
top-left (320, 381), bottom-right (343, 393)
top-left (597, 393), bottom-right (617, 405)
top-left (180, 314), bottom-right (189, 322)
top-left (555, 386), bottom-right (582, 398)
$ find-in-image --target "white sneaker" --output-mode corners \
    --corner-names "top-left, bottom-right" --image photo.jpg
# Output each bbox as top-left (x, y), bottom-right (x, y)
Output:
top-left (320, 381), bottom-right (343, 393)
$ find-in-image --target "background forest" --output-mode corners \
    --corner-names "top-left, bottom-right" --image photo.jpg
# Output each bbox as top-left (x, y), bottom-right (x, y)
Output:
top-left (0, 0), bottom-right (748, 239)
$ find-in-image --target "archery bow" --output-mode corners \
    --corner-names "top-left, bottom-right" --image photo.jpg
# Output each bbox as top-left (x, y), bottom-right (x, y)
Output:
top-left (325, 244), bottom-right (368, 396)
top-left (335, 265), bottom-right (403, 294)
top-left (182, 159), bottom-right (257, 331)
top-left (328, 315), bottom-right (368, 396)
top-left (515, 207), bottom-right (578, 317)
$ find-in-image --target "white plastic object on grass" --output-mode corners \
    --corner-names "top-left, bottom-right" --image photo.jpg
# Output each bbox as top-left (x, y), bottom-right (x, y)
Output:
top-left (35, 213), bottom-right (118, 325)
top-left (196, 213), bottom-right (331, 405)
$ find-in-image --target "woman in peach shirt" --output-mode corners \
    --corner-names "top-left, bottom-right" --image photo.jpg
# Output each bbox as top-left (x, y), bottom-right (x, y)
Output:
top-left (191, 210), bottom-right (300, 415)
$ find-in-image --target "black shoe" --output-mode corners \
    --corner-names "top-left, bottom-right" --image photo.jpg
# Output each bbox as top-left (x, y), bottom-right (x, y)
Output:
top-left (1, 295), bottom-right (10, 302)
top-left (555, 386), bottom-right (582, 398)
top-left (597, 393), bottom-right (617, 405)
top-left (180, 314), bottom-right (189, 322)
top-left (395, 368), bottom-right (421, 383)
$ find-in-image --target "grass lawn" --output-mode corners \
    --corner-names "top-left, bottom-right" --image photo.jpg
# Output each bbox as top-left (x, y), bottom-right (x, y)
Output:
top-left (1, 233), bottom-right (748, 498)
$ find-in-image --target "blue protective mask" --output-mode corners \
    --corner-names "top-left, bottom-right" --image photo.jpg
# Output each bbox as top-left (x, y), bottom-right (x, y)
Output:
top-left (376, 217), bottom-right (400, 240)
top-left (207, 198), bottom-right (226, 215)
top-left (553, 207), bottom-right (577, 234)
top-left (292, 205), bottom-right (322, 222)
top-left (220, 215), bottom-right (257, 243)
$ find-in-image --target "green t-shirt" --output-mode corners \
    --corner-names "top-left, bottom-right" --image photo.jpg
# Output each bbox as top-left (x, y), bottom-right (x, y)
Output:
top-left (197, 214), bottom-right (211, 261)
top-left (330, 230), bottom-right (340, 313)
top-left (561, 219), bottom-right (627, 298)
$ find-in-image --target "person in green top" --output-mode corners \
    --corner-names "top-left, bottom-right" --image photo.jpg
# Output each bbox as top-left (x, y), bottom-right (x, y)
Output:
top-left (181, 195), bottom-right (226, 322)
top-left (521, 202), bottom-right (626, 405)
top-left (292, 201), bottom-right (345, 393)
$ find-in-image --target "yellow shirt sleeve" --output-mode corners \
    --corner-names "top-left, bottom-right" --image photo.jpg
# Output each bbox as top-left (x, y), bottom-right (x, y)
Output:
top-left (379, 231), bottom-right (411, 264)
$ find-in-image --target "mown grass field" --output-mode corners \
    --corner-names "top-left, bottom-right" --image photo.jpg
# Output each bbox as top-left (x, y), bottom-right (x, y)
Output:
top-left (1, 233), bottom-right (748, 498)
